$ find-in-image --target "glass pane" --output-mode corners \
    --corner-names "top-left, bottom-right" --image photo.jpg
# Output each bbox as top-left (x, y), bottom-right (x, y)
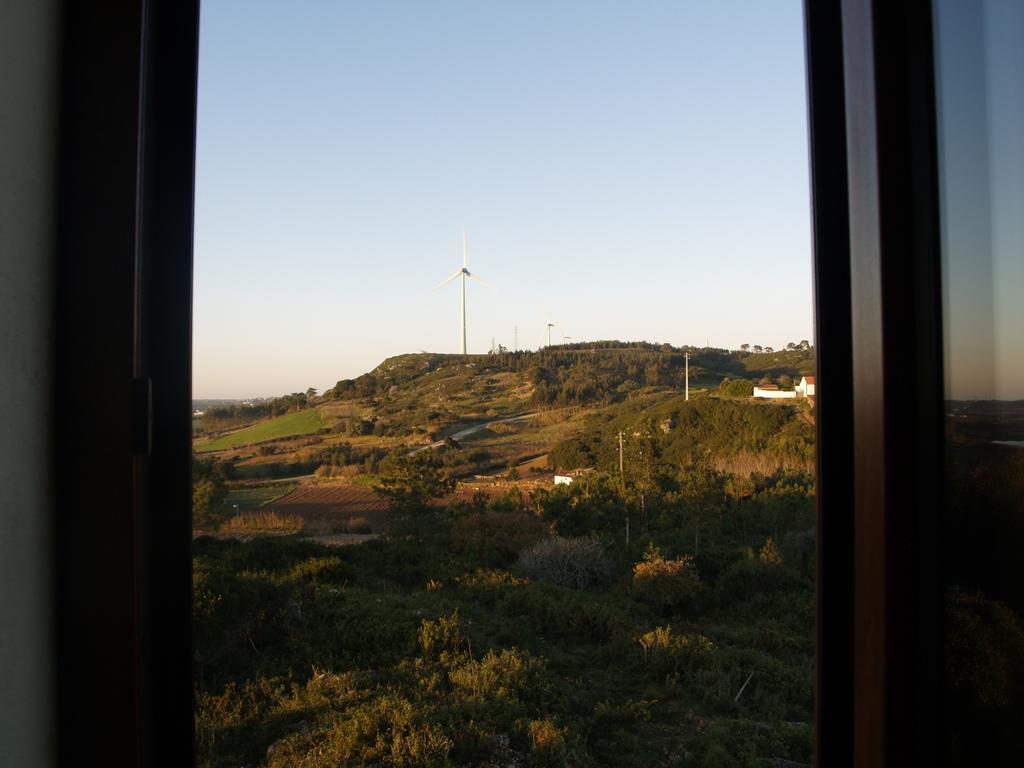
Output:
top-left (191, 3), bottom-right (817, 766)
top-left (933, 1), bottom-right (1024, 762)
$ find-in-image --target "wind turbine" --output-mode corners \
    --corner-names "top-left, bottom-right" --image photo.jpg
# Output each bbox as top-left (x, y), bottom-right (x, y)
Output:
top-left (435, 231), bottom-right (492, 355)
top-left (545, 321), bottom-right (556, 348)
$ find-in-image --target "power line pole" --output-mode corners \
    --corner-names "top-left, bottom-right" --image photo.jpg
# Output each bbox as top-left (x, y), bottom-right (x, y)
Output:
top-left (685, 352), bottom-right (690, 401)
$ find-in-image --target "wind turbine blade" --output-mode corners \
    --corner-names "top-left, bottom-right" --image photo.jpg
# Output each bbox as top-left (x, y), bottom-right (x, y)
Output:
top-left (434, 270), bottom-right (462, 290)
top-left (462, 230), bottom-right (468, 268)
top-left (468, 273), bottom-right (494, 289)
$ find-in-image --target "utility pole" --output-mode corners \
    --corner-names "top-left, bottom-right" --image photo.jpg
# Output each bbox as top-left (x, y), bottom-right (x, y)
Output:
top-left (685, 352), bottom-right (690, 401)
top-left (618, 430), bottom-right (628, 545)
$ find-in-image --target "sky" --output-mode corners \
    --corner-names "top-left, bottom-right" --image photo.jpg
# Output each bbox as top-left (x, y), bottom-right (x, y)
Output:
top-left (193, 0), bottom-right (814, 399)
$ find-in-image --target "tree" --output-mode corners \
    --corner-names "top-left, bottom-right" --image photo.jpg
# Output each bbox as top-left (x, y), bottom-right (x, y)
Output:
top-left (799, 339), bottom-right (811, 350)
top-left (753, 345), bottom-right (763, 353)
top-left (624, 429), bottom-right (659, 533)
top-left (667, 458), bottom-right (729, 553)
top-left (723, 378), bottom-right (754, 398)
top-left (192, 458), bottom-right (229, 530)
top-left (305, 387), bottom-right (317, 400)
top-left (740, 343), bottom-right (750, 352)
top-left (375, 451), bottom-right (454, 537)
top-left (764, 346), bottom-right (775, 353)
top-left (786, 342), bottom-right (797, 351)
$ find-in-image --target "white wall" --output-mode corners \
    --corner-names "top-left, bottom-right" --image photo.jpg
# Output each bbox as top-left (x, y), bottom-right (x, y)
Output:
top-left (753, 387), bottom-right (798, 399)
top-left (0, 1), bottom-right (59, 765)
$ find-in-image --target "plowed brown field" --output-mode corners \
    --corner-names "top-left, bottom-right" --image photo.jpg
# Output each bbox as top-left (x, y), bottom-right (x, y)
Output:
top-left (264, 485), bottom-right (389, 534)
top-left (263, 481), bottom-right (548, 535)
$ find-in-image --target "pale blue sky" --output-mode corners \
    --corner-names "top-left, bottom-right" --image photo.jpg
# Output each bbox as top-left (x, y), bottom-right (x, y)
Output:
top-left (193, 1), bottom-right (813, 398)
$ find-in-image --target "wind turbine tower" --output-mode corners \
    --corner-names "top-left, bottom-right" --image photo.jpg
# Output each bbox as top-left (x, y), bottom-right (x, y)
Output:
top-left (435, 231), bottom-right (491, 354)
top-left (546, 321), bottom-right (556, 348)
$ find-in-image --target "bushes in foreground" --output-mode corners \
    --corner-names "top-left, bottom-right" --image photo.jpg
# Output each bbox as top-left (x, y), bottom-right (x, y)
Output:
top-left (631, 545), bottom-right (702, 613)
top-left (194, 523), bottom-right (816, 767)
top-left (515, 535), bottom-right (611, 590)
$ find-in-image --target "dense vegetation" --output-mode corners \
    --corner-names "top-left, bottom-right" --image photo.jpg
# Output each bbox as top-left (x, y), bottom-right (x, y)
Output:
top-left (195, 459), bottom-right (815, 767)
top-left (549, 396), bottom-right (815, 478)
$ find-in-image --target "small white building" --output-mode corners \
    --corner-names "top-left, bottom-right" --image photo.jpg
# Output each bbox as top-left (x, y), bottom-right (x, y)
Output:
top-left (797, 376), bottom-right (816, 397)
top-left (553, 467), bottom-right (593, 486)
top-left (753, 384), bottom-right (797, 400)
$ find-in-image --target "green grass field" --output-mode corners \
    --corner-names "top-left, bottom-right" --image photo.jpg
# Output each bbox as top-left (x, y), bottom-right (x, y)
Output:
top-left (194, 409), bottom-right (326, 453)
top-left (222, 484), bottom-right (296, 512)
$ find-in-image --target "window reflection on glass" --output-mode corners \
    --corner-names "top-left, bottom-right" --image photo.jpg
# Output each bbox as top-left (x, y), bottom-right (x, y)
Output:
top-left (934, 1), bottom-right (1024, 762)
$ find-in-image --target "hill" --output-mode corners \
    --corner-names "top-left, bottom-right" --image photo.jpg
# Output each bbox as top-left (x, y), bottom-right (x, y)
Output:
top-left (328, 342), bottom-right (814, 412)
top-left (192, 343), bottom-right (815, 480)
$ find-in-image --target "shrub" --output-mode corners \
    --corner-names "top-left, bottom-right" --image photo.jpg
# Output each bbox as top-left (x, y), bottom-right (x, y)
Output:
top-left (453, 569), bottom-right (526, 606)
top-left (451, 510), bottom-right (548, 566)
top-left (267, 694), bottom-right (453, 768)
top-left (631, 545), bottom-right (702, 612)
top-left (286, 556), bottom-right (345, 583)
top-left (528, 718), bottom-right (569, 766)
top-left (636, 625), bottom-right (715, 678)
top-left (759, 536), bottom-right (783, 565)
top-left (515, 536), bottom-right (611, 590)
top-left (220, 511), bottom-right (304, 534)
top-left (722, 378), bottom-right (754, 398)
top-left (448, 648), bottom-right (548, 704)
top-left (715, 557), bottom-right (803, 606)
top-left (495, 582), bottom-right (630, 643)
top-left (419, 611), bottom-right (463, 660)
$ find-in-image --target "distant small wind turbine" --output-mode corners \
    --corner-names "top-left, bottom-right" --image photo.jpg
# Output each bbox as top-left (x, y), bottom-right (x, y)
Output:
top-left (434, 231), bottom-right (492, 354)
top-left (546, 321), bottom-right (556, 348)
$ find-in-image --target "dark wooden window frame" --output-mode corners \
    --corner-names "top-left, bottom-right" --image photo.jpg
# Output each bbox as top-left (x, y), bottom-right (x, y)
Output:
top-left (52, 1), bottom-right (947, 765)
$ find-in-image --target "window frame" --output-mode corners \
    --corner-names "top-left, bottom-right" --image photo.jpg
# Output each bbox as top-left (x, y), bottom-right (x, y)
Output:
top-left (51, 1), bottom-right (950, 764)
